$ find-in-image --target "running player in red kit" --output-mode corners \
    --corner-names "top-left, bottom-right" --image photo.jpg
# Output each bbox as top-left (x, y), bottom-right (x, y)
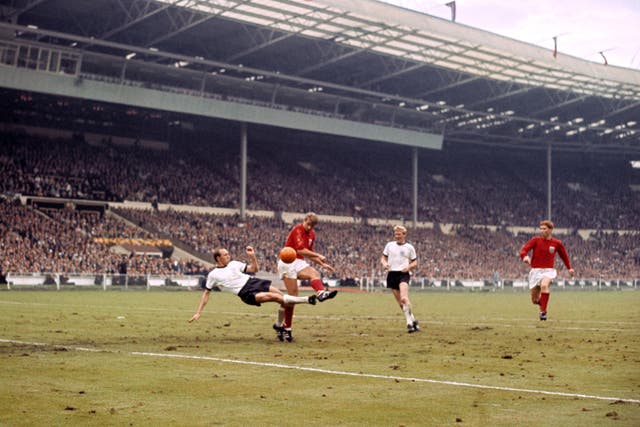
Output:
top-left (519, 220), bottom-right (575, 321)
top-left (275, 212), bottom-right (338, 342)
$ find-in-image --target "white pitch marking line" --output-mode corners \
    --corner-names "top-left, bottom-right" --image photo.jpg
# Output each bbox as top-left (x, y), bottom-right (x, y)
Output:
top-left (2, 338), bottom-right (638, 404)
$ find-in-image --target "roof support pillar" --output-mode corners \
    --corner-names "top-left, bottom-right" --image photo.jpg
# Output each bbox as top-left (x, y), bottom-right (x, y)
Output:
top-left (240, 123), bottom-right (247, 220)
top-left (412, 147), bottom-right (418, 227)
top-left (547, 142), bottom-right (552, 221)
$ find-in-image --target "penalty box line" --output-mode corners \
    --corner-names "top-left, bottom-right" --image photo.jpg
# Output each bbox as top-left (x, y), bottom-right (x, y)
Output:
top-left (2, 338), bottom-right (639, 404)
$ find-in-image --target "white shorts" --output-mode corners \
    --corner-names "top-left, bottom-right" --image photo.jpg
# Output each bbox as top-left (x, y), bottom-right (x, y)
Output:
top-left (528, 268), bottom-right (557, 289)
top-left (277, 258), bottom-right (310, 280)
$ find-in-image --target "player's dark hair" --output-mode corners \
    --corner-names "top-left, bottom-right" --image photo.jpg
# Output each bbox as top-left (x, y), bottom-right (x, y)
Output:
top-left (213, 248), bottom-right (224, 262)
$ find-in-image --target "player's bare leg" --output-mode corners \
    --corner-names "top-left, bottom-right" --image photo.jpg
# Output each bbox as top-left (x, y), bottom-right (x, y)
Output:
top-left (298, 266), bottom-right (337, 302)
top-left (530, 285), bottom-right (541, 305)
top-left (278, 277), bottom-right (299, 342)
top-left (396, 283), bottom-right (419, 333)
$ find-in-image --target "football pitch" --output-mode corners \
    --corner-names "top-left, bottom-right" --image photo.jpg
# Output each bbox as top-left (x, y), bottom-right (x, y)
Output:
top-left (1, 289), bottom-right (638, 426)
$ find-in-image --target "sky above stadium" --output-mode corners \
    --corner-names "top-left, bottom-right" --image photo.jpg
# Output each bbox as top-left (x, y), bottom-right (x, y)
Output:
top-left (379, 0), bottom-right (640, 69)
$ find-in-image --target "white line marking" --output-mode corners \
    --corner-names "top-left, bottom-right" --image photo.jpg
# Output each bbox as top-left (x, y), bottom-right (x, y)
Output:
top-left (2, 338), bottom-right (638, 404)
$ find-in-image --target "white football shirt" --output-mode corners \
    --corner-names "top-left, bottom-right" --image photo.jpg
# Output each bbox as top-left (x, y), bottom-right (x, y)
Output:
top-left (383, 241), bottom-right (417, 271)
top-left (205, 260), bottom-right (249, 295)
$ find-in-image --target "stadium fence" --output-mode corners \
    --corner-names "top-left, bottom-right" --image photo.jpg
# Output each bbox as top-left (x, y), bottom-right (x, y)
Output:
top-left (4, 272), bottom-right (638, 292)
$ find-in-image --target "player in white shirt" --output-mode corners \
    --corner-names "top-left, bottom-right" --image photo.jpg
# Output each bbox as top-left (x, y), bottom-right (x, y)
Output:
top-left (381, 225), bottom-right (420, 333)
top-left (189, 246), bottom-right (315, 326)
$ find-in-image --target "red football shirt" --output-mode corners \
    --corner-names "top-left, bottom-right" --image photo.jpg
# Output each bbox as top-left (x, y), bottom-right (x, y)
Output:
top-left (285, 224), bottom-right (315, 259)
top-left (519, 236), bottom-right (572, 269)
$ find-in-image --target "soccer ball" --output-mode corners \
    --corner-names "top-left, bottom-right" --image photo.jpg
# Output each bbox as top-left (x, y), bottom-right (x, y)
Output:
top-left (279, 246), bottom-right (297, 263)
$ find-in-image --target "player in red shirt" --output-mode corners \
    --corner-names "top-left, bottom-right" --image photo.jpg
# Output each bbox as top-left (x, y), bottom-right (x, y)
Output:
top-left (519, 220), bottom-right (575, 320)
top-left (275, 212), bottom-right (337, 342)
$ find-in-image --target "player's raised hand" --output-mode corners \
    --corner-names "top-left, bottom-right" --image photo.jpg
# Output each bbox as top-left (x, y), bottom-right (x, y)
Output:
top-left (321, 261), bottom-right (335, 273)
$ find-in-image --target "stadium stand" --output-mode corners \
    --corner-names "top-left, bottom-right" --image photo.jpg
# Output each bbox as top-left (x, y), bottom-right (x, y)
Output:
top-left (0, 197), bottom-right (207, 277)
top-left (1, 124), bottom-right (638, 286)
top-left (1, 130), bottom-right (638, 228)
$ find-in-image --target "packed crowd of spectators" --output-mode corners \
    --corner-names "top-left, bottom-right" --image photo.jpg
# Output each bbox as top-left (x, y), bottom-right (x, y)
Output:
top-left (2, 197), bottom-right (639, 281)
top-left (0, 198), bottom-right (206, 276)
top-left (1, 131), bottom-right (638, 229)
top-left (1, 129), bottom-right (639, 282)
top-left (0, 132), bottom-right (239, 206)
top-left (112, 207), bottom-right (640, 281)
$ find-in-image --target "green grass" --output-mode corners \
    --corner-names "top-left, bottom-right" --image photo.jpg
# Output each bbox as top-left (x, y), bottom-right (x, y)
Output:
top-left (1, 289), bottom-right (639, 426)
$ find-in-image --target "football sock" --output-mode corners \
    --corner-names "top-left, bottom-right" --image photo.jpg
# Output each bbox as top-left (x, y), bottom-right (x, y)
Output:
top-left (276, 306), bottom-right (285, 327)
top-left (310, 278), bottom-right (325, 293)
top-left (402, 303), bottom-right (413, 325)
top-left (539, 293), bottom-right (550, 312)
top-left (283, 294), bottom-right (310, 304)
top-left (284, 305), bottom-right (294, 328)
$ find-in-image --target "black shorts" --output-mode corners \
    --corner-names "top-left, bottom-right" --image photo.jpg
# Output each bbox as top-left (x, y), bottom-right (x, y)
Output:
top-left (237, 277), bottom-right (272, 306)
top-left (386, 271), bottom-right (410, 290)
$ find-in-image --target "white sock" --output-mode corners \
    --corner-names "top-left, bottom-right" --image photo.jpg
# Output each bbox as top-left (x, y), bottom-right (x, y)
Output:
top-left (284, 295), bottom-right (309, 304)
top-left (402, 304), bottom-right (414, 325)
top-left (276, 306), bottom-right (285, 327)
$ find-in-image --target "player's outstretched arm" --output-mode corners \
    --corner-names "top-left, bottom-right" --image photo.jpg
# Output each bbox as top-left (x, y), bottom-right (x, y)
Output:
top-left (188, 289), bottom-right (211, 323)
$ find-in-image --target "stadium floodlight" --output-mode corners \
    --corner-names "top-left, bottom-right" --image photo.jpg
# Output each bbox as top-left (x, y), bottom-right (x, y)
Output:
top-left (630, 161), bottom-right (640, 169)
top-left (125, 53), bottom-right (136, 60)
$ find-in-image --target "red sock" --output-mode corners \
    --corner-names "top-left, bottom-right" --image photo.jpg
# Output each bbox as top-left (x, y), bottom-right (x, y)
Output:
top-left (284, 305), bottom-right (294, 328)
top-left (309, 278), bottom-right (325, 293)
top-left (539, 293), bottom-right (550, 312)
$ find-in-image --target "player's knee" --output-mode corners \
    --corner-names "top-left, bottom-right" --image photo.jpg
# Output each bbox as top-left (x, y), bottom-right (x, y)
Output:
top-left (308, 270), bottom-right (321, 280)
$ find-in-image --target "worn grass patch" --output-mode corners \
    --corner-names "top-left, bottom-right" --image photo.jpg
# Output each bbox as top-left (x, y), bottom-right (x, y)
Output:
top-left (1, 289), bottom-right (639, 426)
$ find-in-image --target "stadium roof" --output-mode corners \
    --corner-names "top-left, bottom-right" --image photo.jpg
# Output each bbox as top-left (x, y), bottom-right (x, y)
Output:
top-left (1, 0), bottom-right (639, 153)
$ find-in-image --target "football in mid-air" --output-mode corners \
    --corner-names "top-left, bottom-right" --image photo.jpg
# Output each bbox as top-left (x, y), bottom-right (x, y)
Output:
top-left (279, 246), bottom-right (297, 263)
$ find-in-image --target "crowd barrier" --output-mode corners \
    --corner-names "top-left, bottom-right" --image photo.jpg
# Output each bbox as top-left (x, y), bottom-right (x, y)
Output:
top-left (4, 272), bottom-right (638, 292)
top-left (357, 277), bottom-right (639, 291)
top-left (4, 272), bottom-right (203, 290)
